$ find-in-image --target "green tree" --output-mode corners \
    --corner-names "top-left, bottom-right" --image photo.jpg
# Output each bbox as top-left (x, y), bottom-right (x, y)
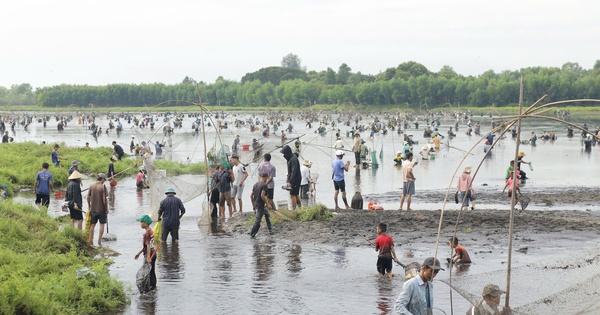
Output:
top-left (337, 63), bottom-right (352, 85)
top-left (281, 53), bottom-right (304, 70)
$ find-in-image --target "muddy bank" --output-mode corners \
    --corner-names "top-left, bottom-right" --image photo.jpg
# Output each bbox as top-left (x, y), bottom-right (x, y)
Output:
top-left (225, 202), bottom-right (600, 251)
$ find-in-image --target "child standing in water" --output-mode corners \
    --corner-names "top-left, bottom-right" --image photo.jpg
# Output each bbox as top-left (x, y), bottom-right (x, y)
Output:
top-left (375, 222), bottom-right (400, 278)
top-left (135, 215), bottom-right (156, 292)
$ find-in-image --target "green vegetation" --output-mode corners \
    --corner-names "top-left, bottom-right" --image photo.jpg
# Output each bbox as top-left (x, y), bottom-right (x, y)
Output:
top-left (0, 200), bottom-right (128, 314)
top-left (23, 60), bottom-right (600, 109)
top-left (0, 83), bottom-right (35, 106)
top-left (249, 204), bottom-right (333, 226)
top-left (0, 142), bottom-right (204, 193)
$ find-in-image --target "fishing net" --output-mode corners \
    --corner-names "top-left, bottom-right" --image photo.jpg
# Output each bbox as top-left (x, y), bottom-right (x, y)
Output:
top-left (148, 169), bottom-right (208, 213)
top-left (136, 262), bottom-right (153, 293)
top-left (443, 250), bottom-right (600, 314)
top-left (519, 195), bottom-right (530, 210)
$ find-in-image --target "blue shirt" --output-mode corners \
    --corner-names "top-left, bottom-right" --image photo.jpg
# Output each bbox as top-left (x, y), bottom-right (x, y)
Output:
top-left (158, 195), bottom-right (186, 228)
top-left (51, 151), bottom-right (59, 165)
top-left (332, 158), bottom-right (345, 181)
top-left (395, 275), bottom-right (434, 315)
top-left (36, 170), bottom-right (53, 195)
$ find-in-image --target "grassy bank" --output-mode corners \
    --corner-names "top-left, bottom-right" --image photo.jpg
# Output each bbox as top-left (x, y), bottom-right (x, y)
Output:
top-left (0, 142), bottom-right (204, 194)
top-left (249, 204), bottom-right (333, 226)
top-left (0, 200), bottom-right (128, 314)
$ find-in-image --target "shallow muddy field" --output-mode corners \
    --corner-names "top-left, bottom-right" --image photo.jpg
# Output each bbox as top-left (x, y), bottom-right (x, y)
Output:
top-left (7, 110), bottom-right (600, 314)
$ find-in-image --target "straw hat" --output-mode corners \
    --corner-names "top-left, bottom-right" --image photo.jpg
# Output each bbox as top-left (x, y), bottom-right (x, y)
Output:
top-left (303, 160), bottom-right (312, 166)
top-left (463, 166), bottom-right (472, 174)
top-left (68, 170), bottom-right (82, 180)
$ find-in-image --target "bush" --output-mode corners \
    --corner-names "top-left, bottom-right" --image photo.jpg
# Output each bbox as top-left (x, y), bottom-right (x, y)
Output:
top-left (0, 200), bottom-right (128, 314)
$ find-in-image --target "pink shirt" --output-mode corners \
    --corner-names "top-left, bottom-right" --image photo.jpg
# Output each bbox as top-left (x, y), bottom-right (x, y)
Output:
top-left (136, 172), bottom-right (144, 183)
top-left (457, 173), bottom-right (472, 191)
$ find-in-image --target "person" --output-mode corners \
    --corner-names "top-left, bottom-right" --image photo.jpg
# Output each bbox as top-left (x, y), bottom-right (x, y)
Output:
top-left (65, 170), bottom-right (84, 230)
top-left (208, 165), bottom-right (220, 218)
top-left (374, 222), bottom-right (400, 278)
top-left (250, 173), bottom-right (273, 238)
top-left (216, 163), bottom-right (234, 218)
top-left (457, 166), bottom-right (476, 210)
top-left (2, 131), bottom-right (9, 143)
top-left (34, 162), bottom-right (55, 208)
top-left (232, 135), bottom-right (240, 154)
top-left (332, 150), bottom-right (351, 210)
top-left (157, 187), bottom-right (186, 243)
top-left (399, 152), bottom-right (418, 211)
top-left (112, 141), bottom-right (125, 160)
top-left (300, 159), bottom-right (312, 199)
top-left (136, 169), bottom-right (146, 190)
top-left (334, 137), bottom-right (344, 150)
top-left (502, 171), bottom-right (521, 206)
top-left (130, 136), bottom-right (136, 153)
top-left (154, 141), bottom-right (164, 156)
top-left (257, 153), bottom-right (277, 210)
top-left (529, 131), bottom-right (537, 146)
top-left (68, 160), bottom-right (80, 175)
top-left (394, 151), bottom-right (403, 166)
top-left (466, 284), bottom-right (504, 315)
top-left (280, 145), bottom-right (302, 209)
top-left (87, 174), bottom-right (108, 246)
top-left (449, 236), bottom-right (472, 264)
top-left (107, 156), bottom-right (117, 180)
top-left (516, 151), bottom-right (530, 180)
top-left (230, 155), bottom-right (248, 213)
top-left (134, 214), bottom-right (157, 293)
top-left (395, 257), bottom-right (444, 315)
top-left (51, 144), bottom-right (66, 166)
top-left (432, 134), bottom-right (440, 150)
top-left (352, 133), bottom-right (362, 167)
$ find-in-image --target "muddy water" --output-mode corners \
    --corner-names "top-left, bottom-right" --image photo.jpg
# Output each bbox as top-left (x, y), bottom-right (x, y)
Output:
top-left (9, 112), bottom-right (600, 314)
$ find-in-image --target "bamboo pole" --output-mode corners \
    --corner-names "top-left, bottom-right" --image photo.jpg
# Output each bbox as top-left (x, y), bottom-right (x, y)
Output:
top-left (505, 73), bottom-right (524, 310)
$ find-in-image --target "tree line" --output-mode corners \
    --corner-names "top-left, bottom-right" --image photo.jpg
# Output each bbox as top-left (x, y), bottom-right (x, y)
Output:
top-left (6, 60), bottom-right (600, 108)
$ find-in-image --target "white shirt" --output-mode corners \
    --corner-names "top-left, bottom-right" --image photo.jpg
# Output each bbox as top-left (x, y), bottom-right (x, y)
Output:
top-left (300, 165), bottom-right (311, 185)
top-left (232, 164), bottom-right (247, 186)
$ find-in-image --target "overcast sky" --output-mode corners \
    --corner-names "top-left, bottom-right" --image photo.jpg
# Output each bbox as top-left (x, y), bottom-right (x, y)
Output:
top-left (1, 0), bottom-right (598, 88)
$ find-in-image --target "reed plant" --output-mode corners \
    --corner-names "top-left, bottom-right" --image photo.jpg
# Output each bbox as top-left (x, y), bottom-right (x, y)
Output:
top-left (0, 200), bottom-right (128, 314)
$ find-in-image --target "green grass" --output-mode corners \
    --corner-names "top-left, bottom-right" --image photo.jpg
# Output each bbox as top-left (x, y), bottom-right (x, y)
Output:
top-left (0, 200), bottom-right (128, 314)
top-left (0, 142), bottom-right (204, 193)
top-left (248, 204), bottom-right (333, 226)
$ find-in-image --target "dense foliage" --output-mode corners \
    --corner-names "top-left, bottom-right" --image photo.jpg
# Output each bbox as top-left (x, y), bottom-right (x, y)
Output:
top-left (6, 60), bottom-right (600, 108)
top-left (0, 201), bottom-right (128, 314)
top-left (0, 83), bottom-right (35, 105)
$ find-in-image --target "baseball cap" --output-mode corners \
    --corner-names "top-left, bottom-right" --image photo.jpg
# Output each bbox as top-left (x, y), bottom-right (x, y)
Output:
top-left (335, 150), bottom-right (345, 156)
top-left (483, 284), bottom-right (504, 297)
top-left (97, 173), bottom-right (107, 180)
top-left (422, 257), bottom-right (445, 271)
top-left (136, 214), bottom-right (152, 225)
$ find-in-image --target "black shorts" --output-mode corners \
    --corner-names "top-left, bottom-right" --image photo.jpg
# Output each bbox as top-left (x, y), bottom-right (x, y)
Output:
top-left (69, 206), bottom-right (83, 221)
top-left (161, 224), bottom-right (179, 242)
top-left (91, 211), bottom-right (107, 224)
top-left (289, 183), bottom-right (300, 196)
top-left (35, 194), bottom-right (50, 207)
top-left (377, 257), bottom-right (393, 274)
top-left (333, 180), bottom-right (346, 192)
top-left (266, 188), bottom-right (274, 200)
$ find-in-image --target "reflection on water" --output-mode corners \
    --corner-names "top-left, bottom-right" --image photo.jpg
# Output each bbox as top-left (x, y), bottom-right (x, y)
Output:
top-left (252, 240), bottom-right (275, 286)
top-left (376, 279), bottom-right (395, 315)
top-left (159, 243), bottom-right (184, 281)
top-left (287, 244), bottom-right (303, 275)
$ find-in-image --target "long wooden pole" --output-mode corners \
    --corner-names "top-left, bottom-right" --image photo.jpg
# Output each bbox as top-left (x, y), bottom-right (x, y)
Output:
top-left (505, 73), bottom-right (524, 309)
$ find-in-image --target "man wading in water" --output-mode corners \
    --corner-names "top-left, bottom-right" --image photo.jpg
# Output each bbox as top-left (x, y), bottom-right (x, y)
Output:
top-left (87, 174), bottom-right (109, 246)
top-left (332, 150), bottom-right (351, 210)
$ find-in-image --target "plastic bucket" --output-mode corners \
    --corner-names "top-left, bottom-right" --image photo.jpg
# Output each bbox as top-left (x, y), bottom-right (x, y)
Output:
top-left (242, 145), bottom-right (250, 151)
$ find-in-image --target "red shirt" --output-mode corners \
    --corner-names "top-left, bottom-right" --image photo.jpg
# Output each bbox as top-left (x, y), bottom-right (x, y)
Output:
top-left (142, 229), bottom-right (155, 256)
top-left (455, 245), bottom-right (471, 263)
top-left (375, 234), bottom-right (394, 258)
